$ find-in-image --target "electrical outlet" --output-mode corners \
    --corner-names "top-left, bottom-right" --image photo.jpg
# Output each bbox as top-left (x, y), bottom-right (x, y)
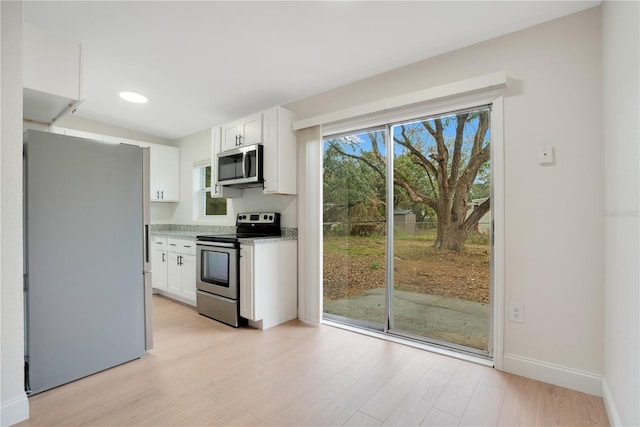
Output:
top-left (509, 303), bottom-right (524, 323)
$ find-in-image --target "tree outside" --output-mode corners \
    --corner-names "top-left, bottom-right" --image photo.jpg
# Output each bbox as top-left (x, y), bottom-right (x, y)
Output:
top-left (324, 107), bottom-right (491, 252)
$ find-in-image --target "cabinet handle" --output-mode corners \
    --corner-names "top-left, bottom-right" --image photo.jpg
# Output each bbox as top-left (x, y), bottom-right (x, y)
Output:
top-left (156, 190), bottom-right (160, 199)
top-left (179, 255), bottom-right (183, 266)
top-left (161, 190), bottom-right (164, 199)
top-left (238, 134), bottom-right (243, 146)
top-left (162, 253), bottom-right (165, 262)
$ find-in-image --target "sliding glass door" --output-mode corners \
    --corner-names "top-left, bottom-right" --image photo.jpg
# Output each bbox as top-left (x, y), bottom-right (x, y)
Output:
top-left (322, 106), bottom-right (493, 356)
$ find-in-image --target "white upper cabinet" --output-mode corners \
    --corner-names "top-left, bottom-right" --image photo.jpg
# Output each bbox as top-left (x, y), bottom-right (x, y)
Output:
top-left (262, 107), bottom-right (297, 195)
top-left (210, 127), bottom-right (241, 199)
top-left (214, 106), bottom-right (297, 195)
top-left (221, 112), bottom-right (263, 152)
top-left (149, 144), bottom-right (179, 202)
top-left (23, 23), bottom-right (85, 125)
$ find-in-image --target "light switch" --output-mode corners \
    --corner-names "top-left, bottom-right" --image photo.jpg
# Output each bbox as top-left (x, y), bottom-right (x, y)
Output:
top-left (538, 145), bottom-right (555, 165)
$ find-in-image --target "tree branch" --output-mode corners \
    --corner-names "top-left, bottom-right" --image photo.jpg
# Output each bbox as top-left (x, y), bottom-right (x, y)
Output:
top-left (327, 142), bottom-right (385, 181)
top-left (464, 197), bottom-right (490, 232)
top-left (394, 125), bottom-right (438, 177)
top-left (394, 171), bottom-right (438, 211)
top-left (422, 119), bottom-right (449, 195)
top-left (449, 113), bottom-right (469, 190)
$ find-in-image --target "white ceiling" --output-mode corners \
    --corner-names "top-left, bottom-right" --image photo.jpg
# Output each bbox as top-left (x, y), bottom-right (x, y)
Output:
top-left (24, 1), bottom-right (600, 141)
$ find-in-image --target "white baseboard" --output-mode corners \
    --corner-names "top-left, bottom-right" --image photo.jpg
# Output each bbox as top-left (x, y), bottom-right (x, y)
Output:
top-left (503, 353), bottom-right (603, 396)
top-left (602, 378), bottom-right (623, 426)
top-left (1, 393), bottom-right (29, 427)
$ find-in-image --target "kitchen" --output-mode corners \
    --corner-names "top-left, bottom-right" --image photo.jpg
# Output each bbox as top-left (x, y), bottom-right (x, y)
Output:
top-left (23, 112), bottom-right (301, 393)
top-left (2, 1), bottom-right (639, 426)
top-left (17, 1), bottom-right (310, 413)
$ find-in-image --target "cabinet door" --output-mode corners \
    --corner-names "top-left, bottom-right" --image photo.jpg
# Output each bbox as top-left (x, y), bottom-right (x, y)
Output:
top-left (167, 252), bottom-right (181, 295)
top-left (152, 248), bottom-right (168, 291)
top-left (240, 113), bottom-right (263, 146)
top-left (158, 146), bottom-right (179, 201)
top-left (149, 143), bottom-right (161, 201)
top-left (180, 254), bottom-right (196, 304)
top-left (239, 245), bottom-right (255, 320)
top-left (221, 122), bottom-right (240, 152)
top-left (262, 107), bottom-right (297, 195)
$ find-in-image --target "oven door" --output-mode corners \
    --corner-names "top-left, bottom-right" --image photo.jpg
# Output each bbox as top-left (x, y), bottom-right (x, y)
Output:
top-left (196, 241), bottom-right (238, 300)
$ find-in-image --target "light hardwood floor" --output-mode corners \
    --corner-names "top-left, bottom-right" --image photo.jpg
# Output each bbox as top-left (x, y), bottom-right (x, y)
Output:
top-left (18, 295), bottom-right (609, 426)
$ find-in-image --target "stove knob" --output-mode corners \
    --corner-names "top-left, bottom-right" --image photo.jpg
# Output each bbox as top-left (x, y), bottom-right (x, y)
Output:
top-left (263, 215), bottom-right (268, 220)
top-left (268, 215), bottom-right (273, 220)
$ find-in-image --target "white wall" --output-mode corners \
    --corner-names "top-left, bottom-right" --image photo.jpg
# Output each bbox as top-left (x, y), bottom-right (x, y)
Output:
top-left (602, 1), bottom-right (639, 425)
top-left (286, 7), bottom-right (605, 394)
top-left (172, 129), bottom-right (298, 228)
top-left (1, 2), bottom-right (29, 426)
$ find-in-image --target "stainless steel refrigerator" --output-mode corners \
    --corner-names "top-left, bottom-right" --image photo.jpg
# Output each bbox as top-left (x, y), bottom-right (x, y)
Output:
top-left (23, 130), bottom-right (153, 395)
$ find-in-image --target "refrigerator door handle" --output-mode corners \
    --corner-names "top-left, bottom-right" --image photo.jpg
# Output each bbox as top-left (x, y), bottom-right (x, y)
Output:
top-left (144, 224), bottom-right (150, 264)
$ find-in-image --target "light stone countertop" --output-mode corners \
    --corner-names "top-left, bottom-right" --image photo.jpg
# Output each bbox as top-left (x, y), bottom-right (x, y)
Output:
top-left (150, 225), bottom-right (297, 242)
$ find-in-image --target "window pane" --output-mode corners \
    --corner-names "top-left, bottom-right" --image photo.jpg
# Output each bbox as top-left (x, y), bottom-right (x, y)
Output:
top-left (204, 192), bottom-right (226, 216)
top-left (204, 166), bottom-right (212, 188)
top-left (323, 129), bottom-right (387, 329)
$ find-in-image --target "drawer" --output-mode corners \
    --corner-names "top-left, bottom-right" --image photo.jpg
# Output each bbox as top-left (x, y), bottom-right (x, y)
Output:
top-left (168, 238), bottom-right (196, 255)
top-left (179, 240), bottom-right (196, 255)
top-left (153, 237), bottom-right (167, 250)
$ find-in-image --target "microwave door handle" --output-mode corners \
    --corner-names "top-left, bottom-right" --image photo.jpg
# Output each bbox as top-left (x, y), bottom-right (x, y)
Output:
top-left (242, 151), bottom-right (249, 178)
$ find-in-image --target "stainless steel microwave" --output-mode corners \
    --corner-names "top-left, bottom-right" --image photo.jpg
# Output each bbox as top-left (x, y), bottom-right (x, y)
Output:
top-left (217, 144), bottom-right (264, 188)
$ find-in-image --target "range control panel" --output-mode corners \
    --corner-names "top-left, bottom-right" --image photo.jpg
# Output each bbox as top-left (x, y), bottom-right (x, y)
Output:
top-left (236, 212), bottom-right (280, 225)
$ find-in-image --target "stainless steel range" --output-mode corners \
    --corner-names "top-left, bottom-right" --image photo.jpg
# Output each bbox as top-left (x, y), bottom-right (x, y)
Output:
top-left (195, 212), bottom-right (281, 327)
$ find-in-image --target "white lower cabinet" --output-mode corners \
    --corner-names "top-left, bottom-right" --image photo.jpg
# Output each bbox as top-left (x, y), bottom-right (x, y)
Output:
top-left (165, 238), bottom-right (196, 306)
top-left (151, 237), bottom-right (168, 291)
top-left (240, 240), bottom-right (297, 329)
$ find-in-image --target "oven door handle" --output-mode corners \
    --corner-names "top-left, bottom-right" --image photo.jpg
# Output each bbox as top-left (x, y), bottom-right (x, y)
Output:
top-left (196, 241), bottom-right (237, 249)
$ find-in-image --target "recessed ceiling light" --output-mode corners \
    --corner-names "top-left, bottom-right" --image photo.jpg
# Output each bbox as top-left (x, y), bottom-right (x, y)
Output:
top-left (119, 91), bottom-right (148, 104)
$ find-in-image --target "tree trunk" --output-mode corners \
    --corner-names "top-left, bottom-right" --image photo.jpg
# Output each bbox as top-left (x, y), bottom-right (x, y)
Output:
top-left (434, 204), bottom-right (469, 251)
